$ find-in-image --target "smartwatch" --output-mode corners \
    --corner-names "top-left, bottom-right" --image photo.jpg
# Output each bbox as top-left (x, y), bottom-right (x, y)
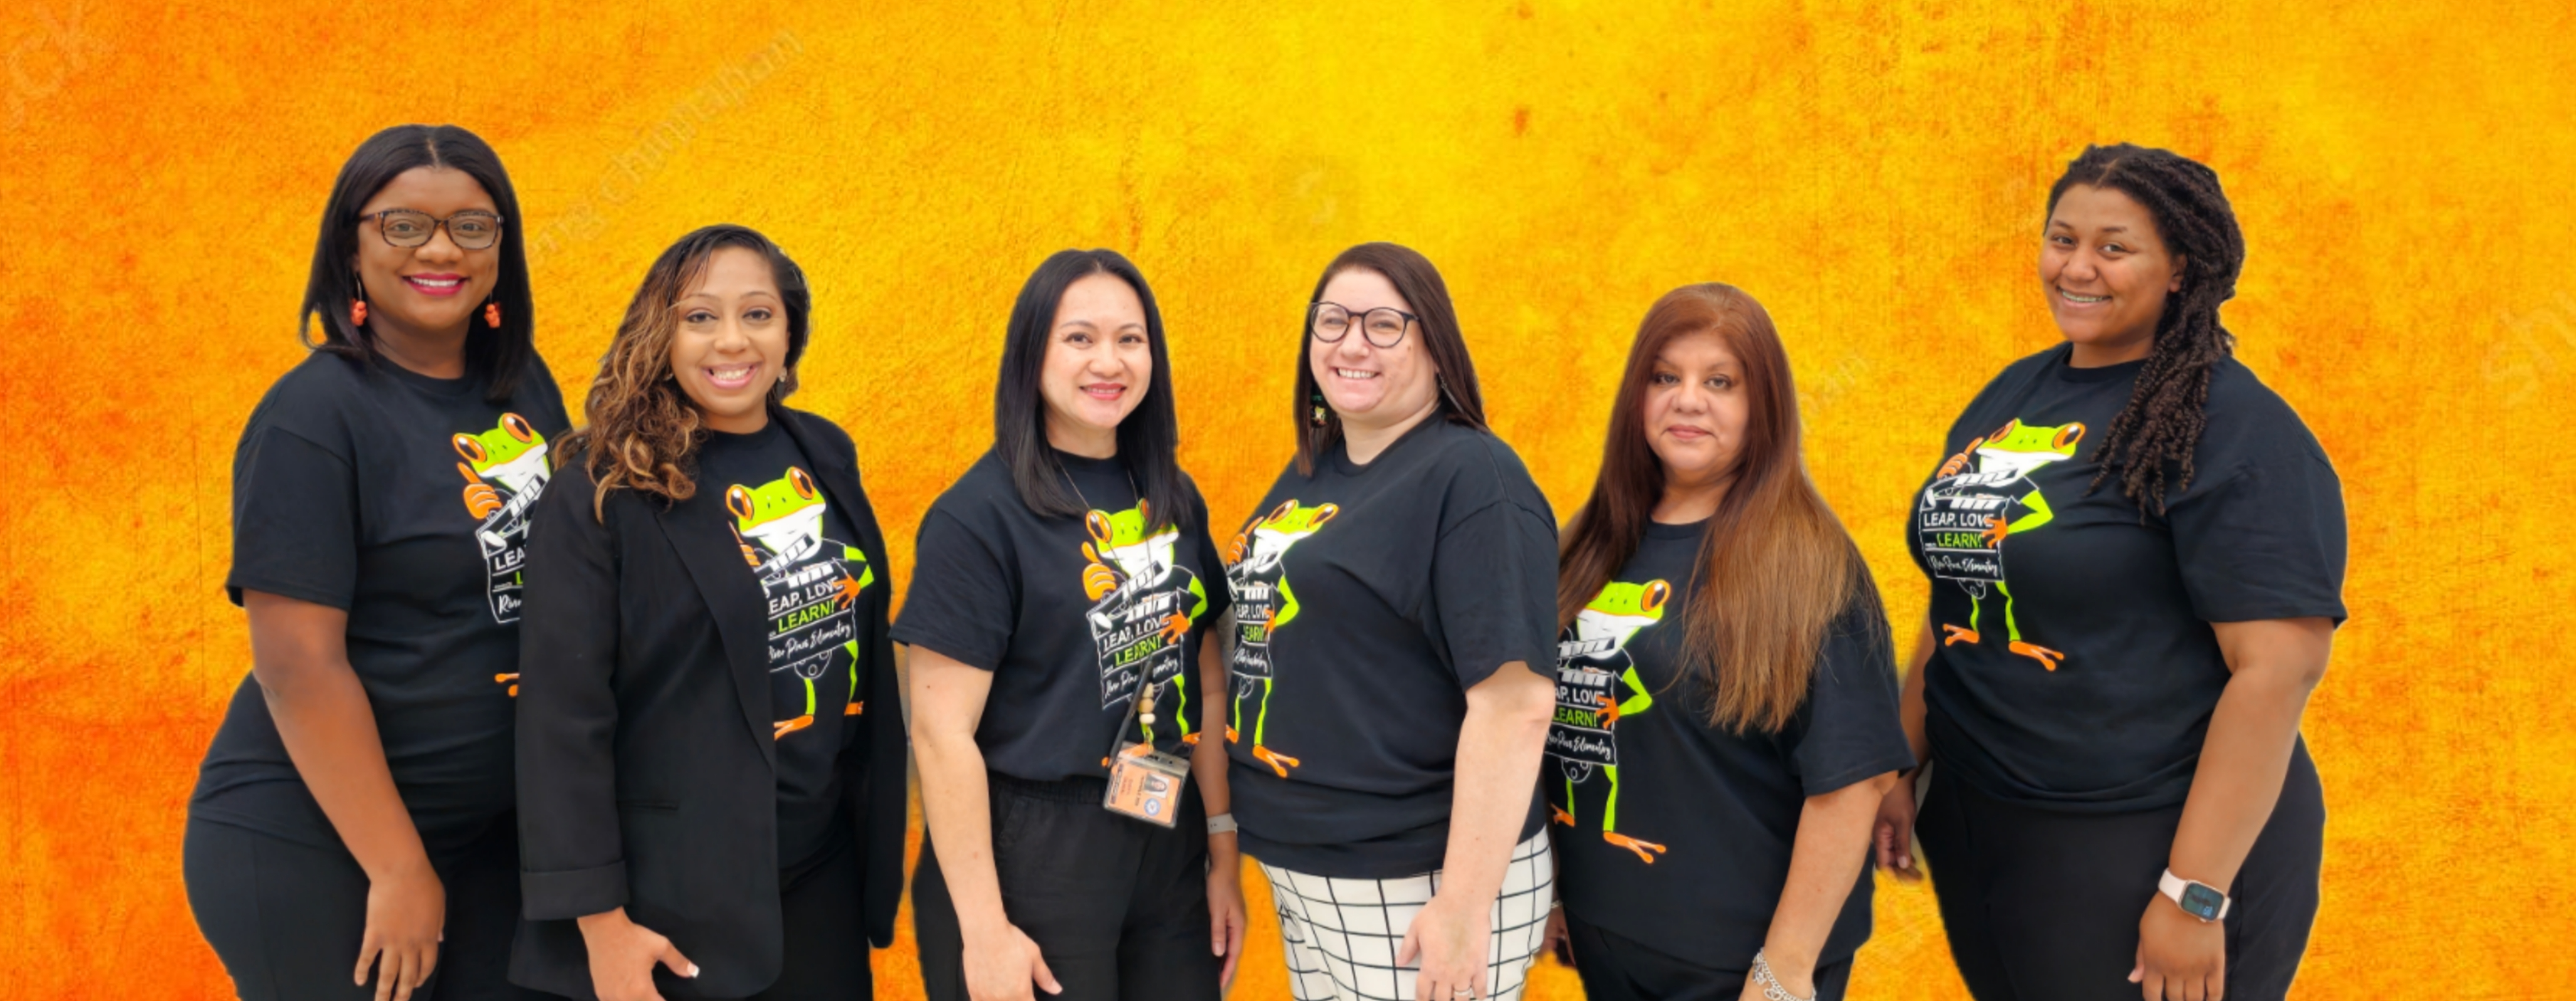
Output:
top-left (2158, 869), bottom-right (2231, 922)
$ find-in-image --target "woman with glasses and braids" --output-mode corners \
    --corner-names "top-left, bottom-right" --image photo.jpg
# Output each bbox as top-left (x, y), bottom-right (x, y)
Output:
top-left (511, 226), bottom-right (907, 1001)
top-left (186, 124), bottom-right (565, 1001)
top-left (901, 249), bottom-right (1244, 1001)
top-left (1223, 243), bottom-right (1560, 1001)
top-left (1874, 144), bottom-right (2347, 1001)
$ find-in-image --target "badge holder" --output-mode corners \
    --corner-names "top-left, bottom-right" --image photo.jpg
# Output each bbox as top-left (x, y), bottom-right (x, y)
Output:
top-left (1101, 680), bottom-right (1191, 827)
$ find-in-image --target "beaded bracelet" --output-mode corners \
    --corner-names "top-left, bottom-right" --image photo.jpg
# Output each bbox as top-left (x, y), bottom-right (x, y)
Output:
top-left (1750, 949), bottom-right (1816, 1001)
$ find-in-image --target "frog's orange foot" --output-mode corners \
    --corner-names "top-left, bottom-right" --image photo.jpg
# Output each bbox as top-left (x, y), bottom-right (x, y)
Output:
top-left (1253, 745), bottom-right (1301, 778)
top-left (833, 576), bottom-right (868, 609)
top-left (1941, 624), bottom-right (1980, 646)
top-left (495, 673), bottom-right (520, 698)
top-left (1083, 563), bottom-right (1120, 601)
top-left (739, 543), bottom-right (762, 568)
top-left (1550, 804), bottom-right (1576, 827)
top-left (2009, 641), bottom-right (2064, 672)
top-left (845, 700), bottom-right (864, 716)
top-left (773, 715), bottom-right (815, 739)
top-left (1604, 832), bottom-right (1668, 864)
top-left (1594, 693), bottom-right (1622, 726)
top-left (463, 483), bottom-right (503, 520)
top-left (1979, 516), bottom-right (2011, 546)
top-left (1159, 612), bottom-right (1191, 645)
top-left (1182, 731), bottom-right (1201, 746)
top-left (1222, 535), bottom-right (1249, 565)
top-left (1224, 726), bottom-right (1241, 744)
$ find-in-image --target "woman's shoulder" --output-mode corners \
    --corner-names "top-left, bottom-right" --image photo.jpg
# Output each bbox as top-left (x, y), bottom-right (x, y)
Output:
top-left (2195, 355), bottom-right (2331, 467)
top-left (1417, 421), bottom-right (1551, 519)
top-left (921, 446), bottom-right (1015, 521)
top-left (239, 350), bottom-right (370, 448)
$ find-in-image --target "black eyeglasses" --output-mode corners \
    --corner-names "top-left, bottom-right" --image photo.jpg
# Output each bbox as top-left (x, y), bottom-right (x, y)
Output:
top-left (1310, 301), bottom-right (1416, 349)
top-left (358, 209), bottom-right (505, 250)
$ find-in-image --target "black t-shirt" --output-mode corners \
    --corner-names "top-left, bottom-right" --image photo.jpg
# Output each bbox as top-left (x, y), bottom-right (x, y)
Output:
top-left (1910, 344), bottom-right (2347, 812)
top-left (192, 351), bottom-right (570, 854)
top-left (1222, 419), bottom-right (1559, 879)
top-left (1547, 520), bottom-right (1914, 965)
top-left (696, 422), bottom-right (873, 873)
top-left (894, 448), bottom-right (1230, 782)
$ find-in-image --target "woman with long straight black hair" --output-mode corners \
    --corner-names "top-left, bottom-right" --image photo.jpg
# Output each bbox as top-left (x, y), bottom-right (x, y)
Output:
top-left (902, 249), bottom-right (1246, 1001)
top-left (1874, 144), bottom-right (2345, 1001)
top-left (186, 123), bottom-right (564, 1001)
top-left (511, 224), bottom-right (908, 1001)
top-left (1542, 285), bottom-right (1911, 1001)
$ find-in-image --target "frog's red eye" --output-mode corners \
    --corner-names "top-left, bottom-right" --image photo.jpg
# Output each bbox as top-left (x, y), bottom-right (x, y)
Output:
top-left (501, 413), bottom-right (536, 443)
top-left (726, 485), bottom-right (755, 521)
top-left (1641, 580), bottom-right (1671, 614)
top-left (789, 467), bottom-right (817, 500)
top-left (454, 434), bottom-right (486, 463)
top-left (2054, 423), bottom-right (2086, 450)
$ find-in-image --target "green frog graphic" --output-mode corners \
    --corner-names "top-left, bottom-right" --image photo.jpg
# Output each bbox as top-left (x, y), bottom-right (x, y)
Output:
top-left (1078, 501), bottom-right (1211, 744)
top-left (1222, 500), bottom-right (1338, 778)
top-left (451, 412), bottom-right (552, 689)
top-left (1548, 579), bottom-right (1671, 864)
top-left (1916, 419), bottom-right (2086, 671)
top-left (725, 466), bottom-right (873, 738)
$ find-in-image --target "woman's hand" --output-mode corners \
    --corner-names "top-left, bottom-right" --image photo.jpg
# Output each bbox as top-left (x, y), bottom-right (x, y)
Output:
top-left (961, 918), bottom-right (1061, 1001)
top-left (1873, 772), bottom-right (1922, 881)
top-left (2130, 897), bottom-right (2226, 1001)
top-left (1207, 835), bottom-right (1249, 992)
top-left (576, 908), bottom-right (697, 1001)
top-left (1398, 890), bottom-right (1492, 1001)
top-left (353, 860), bottom-right (444, 1001)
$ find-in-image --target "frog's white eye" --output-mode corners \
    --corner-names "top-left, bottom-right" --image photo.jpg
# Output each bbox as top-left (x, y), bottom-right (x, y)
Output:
top-left (455, 434), bottom-right (486, 464)
top-left (1087, 509), bottom-right (1115, 548)
top-left (501, 412), bottom-right (537, 443)
top-left (789, 467), bottom-right (817, 500)
top-left (726, 485), bottom-right (756, 521)
top-left (1310, 503), bottom-right (1340, 528)
top-left (1641, 580), bottom-right (1671, 614)
top-left (2053, 423), bottom-right (2086, 450)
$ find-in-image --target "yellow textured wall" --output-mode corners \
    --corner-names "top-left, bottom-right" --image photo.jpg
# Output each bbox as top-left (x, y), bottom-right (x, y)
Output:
top-left (3, 1), bottom-right (2570, 997)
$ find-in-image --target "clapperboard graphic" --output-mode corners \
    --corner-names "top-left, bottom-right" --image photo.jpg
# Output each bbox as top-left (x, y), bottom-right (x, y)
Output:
top-left (1546, 658), bottom-right (1621, 770)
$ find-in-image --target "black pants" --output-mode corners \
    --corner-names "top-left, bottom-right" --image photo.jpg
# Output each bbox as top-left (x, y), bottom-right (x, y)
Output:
top-left (653, 831), bottom-right (873, 1001)
top-left (913, 772), bottom-right (1219, 1001)
top-left (1560, 912), bottom-right (1852, 1001)
top-left (185, 813), bottom-right (549, 1001)
top-left (1914, 744), bottom-right (2325, 1001)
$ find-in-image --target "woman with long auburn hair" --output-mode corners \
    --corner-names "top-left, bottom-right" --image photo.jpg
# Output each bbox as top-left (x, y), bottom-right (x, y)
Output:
top-left (511, 226), bottom-right (907, 1001)
top-left (1542, 284), bottom-right (1912, 1001)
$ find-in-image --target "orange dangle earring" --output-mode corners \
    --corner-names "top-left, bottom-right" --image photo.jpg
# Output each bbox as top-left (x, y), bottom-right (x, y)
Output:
top-left (484, 300), bottom-right (503, 328)
top-left (349, 273), bottom-right (369, 327)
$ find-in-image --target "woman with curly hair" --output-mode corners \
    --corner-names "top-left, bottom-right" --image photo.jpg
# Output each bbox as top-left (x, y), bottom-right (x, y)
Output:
top-left (511, 226), bottom-right (907, 1001)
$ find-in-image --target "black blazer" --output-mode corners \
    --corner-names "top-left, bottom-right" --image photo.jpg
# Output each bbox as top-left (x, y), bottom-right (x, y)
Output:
top-left (509, 407), bottom-right (907, 999)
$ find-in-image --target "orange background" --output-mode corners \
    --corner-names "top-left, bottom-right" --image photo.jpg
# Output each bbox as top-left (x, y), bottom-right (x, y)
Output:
top-left (4, 1), bottom-right (2572, 998)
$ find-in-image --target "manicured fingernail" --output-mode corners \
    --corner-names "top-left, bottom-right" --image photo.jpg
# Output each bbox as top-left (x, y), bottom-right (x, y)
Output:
top-left (686, 964), bottom-right (700, 978)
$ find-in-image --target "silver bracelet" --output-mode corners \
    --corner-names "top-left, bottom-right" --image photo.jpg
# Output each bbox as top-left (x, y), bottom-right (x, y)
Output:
top-left (1206, 812), bottom-right (1238, 836)
top-left (1750, 949), bottom-right (1816, 1001)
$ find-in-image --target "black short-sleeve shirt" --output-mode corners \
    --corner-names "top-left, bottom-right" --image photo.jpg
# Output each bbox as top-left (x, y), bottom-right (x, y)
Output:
top-left (1909, 345), bottom-right (2347, 812)
top-left (893, 448), bottom-right (1230, 782)
top-left (1547, 520), bottom-right (1914, 965)
top-left (696, 422), bottom-right (873, 873)
top-left (1222, 419), bottom-right (1559, 879)
top-left (191, 351), bottom-right (570, 854)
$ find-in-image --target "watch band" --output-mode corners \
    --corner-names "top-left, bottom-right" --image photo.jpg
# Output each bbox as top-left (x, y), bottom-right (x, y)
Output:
top-left (2158, 868), bottom-right (2231, 921)
top-left (1206, 812), bottom-right (1238, 836)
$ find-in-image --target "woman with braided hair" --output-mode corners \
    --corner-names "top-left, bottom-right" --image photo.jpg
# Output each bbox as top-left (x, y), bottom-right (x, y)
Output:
top-left (1873, 144), bottom-right (2347, 1000)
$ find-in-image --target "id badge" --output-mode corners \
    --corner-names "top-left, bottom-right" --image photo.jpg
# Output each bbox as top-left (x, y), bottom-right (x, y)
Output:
top-left (1103, 742), bottom-right (1191, 827)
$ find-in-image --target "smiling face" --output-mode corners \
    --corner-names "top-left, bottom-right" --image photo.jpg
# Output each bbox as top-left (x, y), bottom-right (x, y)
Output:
top-left (353, 167), bottom-right (500, 350)
top-left (1041, 271), bottom-right (1152, 458)
top-left (1311, 268), bottom-right (1439, 435)
top-left (2041, 184), bottom-right (2184, 367)
top-left (668, 246), bottom-right (790, 435)
top-left (1642, 329), bottom-right (1748, 493)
